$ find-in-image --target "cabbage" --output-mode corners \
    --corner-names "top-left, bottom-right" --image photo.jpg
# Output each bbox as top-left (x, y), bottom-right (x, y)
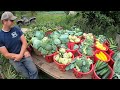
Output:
top-left (52, 45), bottom-right (57, 51)
top-left (42, 37), bottom-right (48, 42)
top-left (31, 37), bottom-right (38, 43)
top-left (45, 44), bottom-right (52, 51)
top-left (53, 31), bottom-right (60, 35)
top-left (52, 34), bottom-right (60, 39)
top-left (59, 34), bottom-right (68, 40)
top-left (54, 39), bottom-right (61, 45)
top-left (41, 48), bottom-right (48, 55)
top-left (34, 31), bottom-right (45, 40)
top-left (50, 31), bottom-right (60, 39)
top-left (40, 41), bottom-right (48, 48)
top-left (38, 47), bottom-right (43, 52)
top-left (66, 31), bottom-right (75, 35)
top-left (59, 34), bottom-right (69, 44)
top-left (74, 32), bottom-right (83, 36)
top-left (33, 39), bottom-right (41, 49)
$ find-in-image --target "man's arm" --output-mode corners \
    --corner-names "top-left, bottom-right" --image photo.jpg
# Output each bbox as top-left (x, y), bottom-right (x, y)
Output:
top-left (19, 34), bottom-right (28, 57)
top-left (0, 47), bottom-right (17, 59)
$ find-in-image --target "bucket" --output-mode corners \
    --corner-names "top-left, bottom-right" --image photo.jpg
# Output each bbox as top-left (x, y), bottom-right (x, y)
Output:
top-left (73, 64), bottom-right (93, 78)
top-left (92, 64), bottom-right (114, 79)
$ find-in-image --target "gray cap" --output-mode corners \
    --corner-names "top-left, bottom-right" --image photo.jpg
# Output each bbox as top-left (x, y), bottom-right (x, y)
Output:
top-left (1, 11), bottom-right (17, 21)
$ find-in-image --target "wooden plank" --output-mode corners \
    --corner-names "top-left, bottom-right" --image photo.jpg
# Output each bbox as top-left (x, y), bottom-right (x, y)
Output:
top-left (31, 54), bottom-right (92, 79)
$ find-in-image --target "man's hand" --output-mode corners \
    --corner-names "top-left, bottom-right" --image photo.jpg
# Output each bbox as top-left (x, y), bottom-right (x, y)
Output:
top-left (13, 54), bottom-right (23, 61)
top-left (24, 51), bottom-right (31, 58)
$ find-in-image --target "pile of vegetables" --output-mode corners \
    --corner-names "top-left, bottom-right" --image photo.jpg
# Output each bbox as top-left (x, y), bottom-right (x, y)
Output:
top-left (31, 31), bottom-right (58, 56)
top-left (65, 55), bottom-right (93, 73)
top-left (95, 60), bottom-right (111, 79)
top-left (49, 31), bottom-right (69, 49)
top-left (54, 48), bottom-right (73, 65)
top-left (26, 25), bottom-right (119, 79)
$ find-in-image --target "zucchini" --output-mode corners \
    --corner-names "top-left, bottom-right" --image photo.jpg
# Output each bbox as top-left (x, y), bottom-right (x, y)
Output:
top-left (112, 52), bottom-right (118, 59)
top-left (100, 67), bottom-right (109, 76)
top-left (96, 63), bottom-right (108, 71)
top-left (96, 62), bottom-right (107, 71)
top-left (95, 60), bottom-right (105, 70)
top-left (95, 60), bottom-right (101, 70)
top-left (101, 70), bottom-right (111, 79)
top-left (96, 67), bottom-right (107, 75)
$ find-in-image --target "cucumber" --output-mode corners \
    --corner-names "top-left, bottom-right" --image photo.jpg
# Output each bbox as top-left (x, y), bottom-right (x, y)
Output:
top-left (95, 60), bottom-right (101, 70)
top-left (96, 62), bottom-right (107, 71)
top-left (100, 67), bottom-right (109, 76)
top-left (96, 60), bottom-right (105, 70)
top-left (96, 70), bottom-right (104, 77)
top-left (99, 61), bottom-right (107, 67)
top-left (112, 51), bottom-right (118, 59)
top-left (96, 63), bottom-right (108, 71)
top-left (101, 70), bottom-right (111, 79)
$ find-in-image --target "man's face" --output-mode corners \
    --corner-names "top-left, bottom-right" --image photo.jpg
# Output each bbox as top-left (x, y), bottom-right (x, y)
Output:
top-left (3, 19), bottom-right (15, 28)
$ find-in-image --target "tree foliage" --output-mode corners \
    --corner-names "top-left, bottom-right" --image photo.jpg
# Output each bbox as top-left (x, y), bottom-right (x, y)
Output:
top-left (65, 11), bottom-right (120, 39)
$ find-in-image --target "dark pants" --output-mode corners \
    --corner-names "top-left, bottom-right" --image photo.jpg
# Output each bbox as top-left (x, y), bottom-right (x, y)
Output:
top-left (9, 56), bottom-right (39, 79)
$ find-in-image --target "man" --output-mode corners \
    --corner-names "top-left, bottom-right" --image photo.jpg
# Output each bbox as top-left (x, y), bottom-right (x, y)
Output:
top-left (0, 11), bottom-right (39, 79)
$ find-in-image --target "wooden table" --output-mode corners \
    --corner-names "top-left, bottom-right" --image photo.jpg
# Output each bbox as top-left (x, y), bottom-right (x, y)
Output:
top-left (31, 53), bottom-right (92, 79)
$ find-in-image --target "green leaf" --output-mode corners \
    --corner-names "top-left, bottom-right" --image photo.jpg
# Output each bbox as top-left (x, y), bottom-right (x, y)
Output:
top-left (70, 64), bottom-right (75, 69)
top-left (65, 65), bottom-right (71, 71)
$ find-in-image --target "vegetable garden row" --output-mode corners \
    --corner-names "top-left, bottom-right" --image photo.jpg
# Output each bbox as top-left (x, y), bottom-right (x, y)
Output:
top-left (26, 26), bottom-right (120, 79)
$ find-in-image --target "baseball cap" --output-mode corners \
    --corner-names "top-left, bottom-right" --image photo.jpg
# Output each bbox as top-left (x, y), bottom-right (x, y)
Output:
top-left (1, 11), bottom-right (17, 21)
